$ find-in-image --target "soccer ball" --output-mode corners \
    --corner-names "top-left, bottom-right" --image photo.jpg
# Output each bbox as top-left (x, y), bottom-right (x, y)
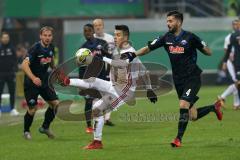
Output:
top-left (75, 48), bottom-right (92, 64)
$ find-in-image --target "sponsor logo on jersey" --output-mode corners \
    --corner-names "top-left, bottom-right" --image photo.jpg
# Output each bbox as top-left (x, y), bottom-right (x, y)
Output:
top-left (40, 57), bottom-right (52, 65)
top-left (169, 46), bottom-right (184, 54)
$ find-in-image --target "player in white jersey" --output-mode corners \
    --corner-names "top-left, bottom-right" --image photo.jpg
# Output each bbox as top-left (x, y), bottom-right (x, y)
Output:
top-left (93, 18), bottom-right (115, 125)
top-left (58, 25), bottom-right (157, 149)
top-left (218, 19), bottom-right (240, 109)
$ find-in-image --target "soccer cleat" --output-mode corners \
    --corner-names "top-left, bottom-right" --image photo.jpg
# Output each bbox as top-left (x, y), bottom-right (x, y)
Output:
top-left (10, 109), bottom-right (20, 116)
top-left (83, 140), bottom-right (103, 150)
top-left (233, 105), bottom-right (240, 110)
top-left (105, 120), bottom-right (115, 126)
top-left (214, 99), bottom-right (223, 121)
top-left (171, 138), bottom-right (181, 148)
top-left (217, 96), bottom-right (226, 109)
top-left (56, 69), bottom-right (70, 86)
top-left (39, 127), bottom-right (55, 139)
top-left (23, 132), bottom-right (32, 140)
top-left (85, 127), bottom-right (94, 134)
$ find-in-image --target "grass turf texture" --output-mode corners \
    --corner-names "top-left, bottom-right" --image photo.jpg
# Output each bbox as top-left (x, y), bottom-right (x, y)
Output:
top-left (0, 86), bottom-right (239, 160)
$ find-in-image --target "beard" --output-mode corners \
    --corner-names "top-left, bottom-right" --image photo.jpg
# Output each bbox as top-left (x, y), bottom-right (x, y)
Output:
top-left (168, 26), bottom-right (177, 34)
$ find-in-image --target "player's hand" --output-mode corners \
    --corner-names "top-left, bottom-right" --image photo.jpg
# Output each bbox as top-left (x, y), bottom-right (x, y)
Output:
top-left (222, 63), bottom-right (227, 71)
top-left (93, 53), bottom-right (103, 60)
top-left (120, 52), bottom-right (136, 62)
top-left (147, 89), bottom-right (158, 103)
top-left (32, 77), bottom-right (42, 87)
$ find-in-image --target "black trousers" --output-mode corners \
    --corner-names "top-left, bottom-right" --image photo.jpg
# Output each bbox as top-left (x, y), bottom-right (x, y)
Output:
top-left (0, 73), bottom-right (16, 110)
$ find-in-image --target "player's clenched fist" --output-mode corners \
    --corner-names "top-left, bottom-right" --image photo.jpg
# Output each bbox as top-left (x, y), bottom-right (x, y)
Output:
top-left (147, 89), bottom-right (158, 103)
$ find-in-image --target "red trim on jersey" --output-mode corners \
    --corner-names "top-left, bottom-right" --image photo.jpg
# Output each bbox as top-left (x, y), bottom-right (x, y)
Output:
top-left (111, 72), bottom-right (133, 109)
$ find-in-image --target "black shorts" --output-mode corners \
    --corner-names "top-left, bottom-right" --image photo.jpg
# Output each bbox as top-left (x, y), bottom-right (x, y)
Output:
top-left (174, 75), bottom-right (201, 107)
top-left (24, 84), bottom-right (58, 108)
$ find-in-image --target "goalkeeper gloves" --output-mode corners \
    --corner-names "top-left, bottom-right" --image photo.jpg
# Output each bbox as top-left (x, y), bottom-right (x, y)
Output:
top-left (120, 52), bottom-right (136, 62)
top-left (147, 89), bottom-right (158, 103)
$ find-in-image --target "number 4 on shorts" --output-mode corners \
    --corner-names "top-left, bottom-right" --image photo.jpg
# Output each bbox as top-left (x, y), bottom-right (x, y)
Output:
top-left (186, 89), bottom-right (191, 96)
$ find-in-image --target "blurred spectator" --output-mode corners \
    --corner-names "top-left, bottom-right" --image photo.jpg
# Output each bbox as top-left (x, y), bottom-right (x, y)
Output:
top-left (0, 31), bottom-right (19, 116)
top-left (16, 44), bottom-right (28, 69)
top-left (227, 0), bottom-right (240, 17)
top-left (15, 44), bottom-right (28, 97)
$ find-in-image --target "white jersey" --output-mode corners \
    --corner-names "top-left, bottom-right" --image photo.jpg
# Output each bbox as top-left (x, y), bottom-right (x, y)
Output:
top-left (69, 45), bottom-right (151, 111)
top-left (224, 32), bottom-right (236, 79)
top-left (224, 32), bottom-right (235, 54)
top-left (110, 46), bottom-right (149, 92)
top-left (224, 33), bottom-right (231, 50)
top-left (94, 33), bottom-right (114, 44)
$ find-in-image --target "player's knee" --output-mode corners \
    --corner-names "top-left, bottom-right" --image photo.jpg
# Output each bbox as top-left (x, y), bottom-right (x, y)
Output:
top-left (28, 108), bottom-right (37, 115)
top-left (189, 107), bottom-right (197, 121)
top-left (48, 100), bottom-right (59, 108)
top-left (189, 115), bottom-right (197, 121)
top-left (92, 108), bottom-right (102, 117)
top-left (179, 100), bottom-right (190, 109)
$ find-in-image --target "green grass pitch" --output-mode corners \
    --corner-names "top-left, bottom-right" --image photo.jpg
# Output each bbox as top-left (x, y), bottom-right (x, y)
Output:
top-left (0, 86), bottom-right (240, 160)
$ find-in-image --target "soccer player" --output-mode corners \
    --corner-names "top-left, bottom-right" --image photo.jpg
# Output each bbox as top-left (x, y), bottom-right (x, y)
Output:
top-left (121, 10), bottom-right (223, 147)
top-left (58, 25), bottom-right (157, 149)
top-left (21, 26), bottom-right (59, 140)
top-left (223, 19), bottom-right (240, 110)
top-left (218, 19), bottom-right (240, 109)
top-left (93, 18), bottom-right (115, 126)
top-left (79, 23), bottom-right (110, 133)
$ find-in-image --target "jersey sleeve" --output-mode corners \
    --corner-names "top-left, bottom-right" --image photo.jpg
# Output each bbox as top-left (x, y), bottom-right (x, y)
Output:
top-left (148, 35), bottom-right (165, 51)
top-left (25, 45), bottom-right (37, 64)
top-left (191, 33), bottom-right (207, 52)
top-left (223, 34), bottom-right (234, 62)
top-left (224, 34), bottom-right (230, 50)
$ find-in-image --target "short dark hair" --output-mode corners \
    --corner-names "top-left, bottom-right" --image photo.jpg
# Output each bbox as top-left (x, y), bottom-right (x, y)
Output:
top-left (0, 31), bottom-right (9, 37)
top-left (232, 19), bottom-right (239, 24)
top-left (84, 23), bottom-right (94, 30)
top-left (115, 25), bottom-right (130, 38)
top-left (167, 10), bottom-right (183, 23)
top-left (40, 26), bottom-right (54, 34)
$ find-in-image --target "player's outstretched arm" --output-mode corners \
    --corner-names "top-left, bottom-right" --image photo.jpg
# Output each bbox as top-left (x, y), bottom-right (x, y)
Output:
top-left (102, 57), bottom-right (129, 68)
top-left (135, 46), bottom-right (151, 56)
top-left (201, 46), bottom-right (212, 56)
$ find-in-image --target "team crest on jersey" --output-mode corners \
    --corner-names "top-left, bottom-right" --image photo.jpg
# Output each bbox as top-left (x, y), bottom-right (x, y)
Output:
top-left (96, 45), bottom-right (102, 50)
top-left (169, 46), bottom-right (184, 54)
top-left (180, 40), bottom-right (187, 45)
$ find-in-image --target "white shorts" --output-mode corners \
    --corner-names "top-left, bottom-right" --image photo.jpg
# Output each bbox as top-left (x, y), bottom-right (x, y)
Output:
top-left (227, 60), bottom-right (237, 82)
top-left (69, 77), bottom-right (135, 112)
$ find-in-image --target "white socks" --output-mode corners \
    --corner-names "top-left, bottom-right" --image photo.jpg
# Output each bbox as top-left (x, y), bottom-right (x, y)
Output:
top-left (233, 89), bottom-right (240, 106)
top-left (93, 116), bottom-right (104, 141)
top-left (221, 84), bottom-right (237, 99)
top-left (104, 112), bottom-right (111, 121)
top-left (69, 79), bottom-right (90, 89)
